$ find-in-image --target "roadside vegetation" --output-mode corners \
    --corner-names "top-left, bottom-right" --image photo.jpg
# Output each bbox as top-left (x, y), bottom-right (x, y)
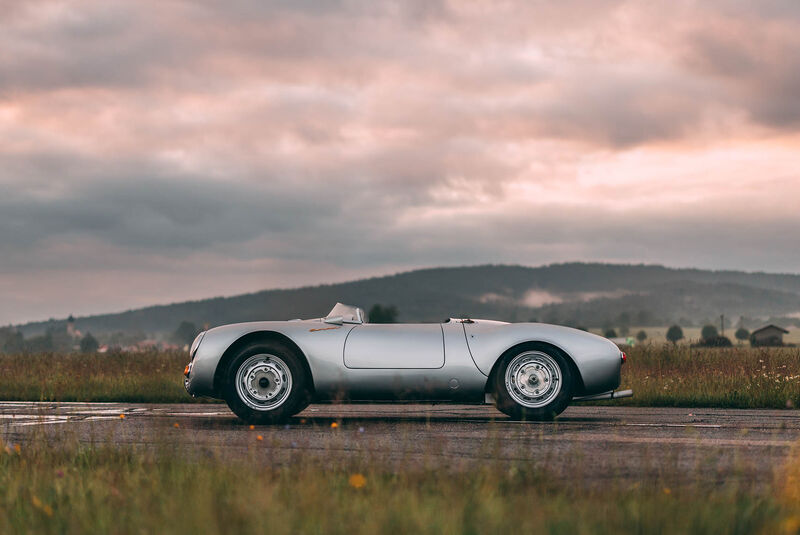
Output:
top-left (615, 345), bottom-right (800, 409)
top-left (0, 346), bottom-right (798, 408)
top-left (1, 431), bottom-right (799, 534)
top-left (0, 351), bottom-right (197, 403)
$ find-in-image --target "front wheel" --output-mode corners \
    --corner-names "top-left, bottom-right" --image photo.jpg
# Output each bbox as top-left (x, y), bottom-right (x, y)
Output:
top-left (222, 340), bottom-right (310, 424)
top-left (492, 345), bottom-right (573, 421)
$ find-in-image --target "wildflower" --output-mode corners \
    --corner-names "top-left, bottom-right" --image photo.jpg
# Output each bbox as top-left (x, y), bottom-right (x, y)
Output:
top-left (330, 422), bottom-right (339, 429)
top-left (14, 444), bottom-right (20, 454)
top-left (119, 414), bottom-right (125, 420)
top-left (56, 470), bottom-right (64, 478)
top-left (300, 419), bottom-right (307, 424)
top-left (349, 473), bottom-right (367, 489)
top-left (256, 435), bottom-right (263, 441)
top-left (782, 516), bottom-right (800, 535)
top-left (249, 425), bottom-right (255, 430)
top-left (358, 427), bottom-right (365, 433)
top-left (32, 496), bottom-right (43, 508)
top-left (173, 423), bottom-right (180, 428)
top-left (43, 505), bottom-right (53, 517)
top-left (663, 487), bottom-right (671, 495)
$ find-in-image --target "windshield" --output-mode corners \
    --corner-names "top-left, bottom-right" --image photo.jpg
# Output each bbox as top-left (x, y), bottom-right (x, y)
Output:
top-left (325, 303), bottom-right (365, 324)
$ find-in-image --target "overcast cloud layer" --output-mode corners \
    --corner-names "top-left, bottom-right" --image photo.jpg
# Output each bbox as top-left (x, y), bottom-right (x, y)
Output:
top-left (2, 0), bottom-right (800, 324)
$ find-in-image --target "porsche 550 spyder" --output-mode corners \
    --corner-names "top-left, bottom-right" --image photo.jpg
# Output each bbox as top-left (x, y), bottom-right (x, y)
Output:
top-left (183, 303), bottom-right (632, 423)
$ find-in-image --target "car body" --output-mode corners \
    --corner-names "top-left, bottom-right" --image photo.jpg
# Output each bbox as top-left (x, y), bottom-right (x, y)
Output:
top-left (184, 303), bottom-right (632, 422)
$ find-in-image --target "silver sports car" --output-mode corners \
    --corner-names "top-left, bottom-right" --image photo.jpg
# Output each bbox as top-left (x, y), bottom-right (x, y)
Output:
top-left (184, 303), bottom-right (632, 423)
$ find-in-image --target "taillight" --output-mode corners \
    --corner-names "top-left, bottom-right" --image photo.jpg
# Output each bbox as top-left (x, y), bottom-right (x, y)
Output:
top-left (621, 352), bottom-right (627, 364)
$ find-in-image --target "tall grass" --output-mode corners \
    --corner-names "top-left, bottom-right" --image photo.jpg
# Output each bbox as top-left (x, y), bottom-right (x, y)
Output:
top-left (0, 346), bottom-right (798, 408)
top-left (618, 345), bottom-right (800, 409)
top-left (0, 351), bottom-right (198, 403)
top-left (0, 432), bottom-right (797, 535)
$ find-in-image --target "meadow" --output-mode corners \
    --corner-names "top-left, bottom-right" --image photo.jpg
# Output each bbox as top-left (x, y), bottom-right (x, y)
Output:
top-left (2, 346), bottom-right (800, 534)
top-left (1, 431), bottom-right (800, 535)
top-left (0, 345), bottom-right (798, 408)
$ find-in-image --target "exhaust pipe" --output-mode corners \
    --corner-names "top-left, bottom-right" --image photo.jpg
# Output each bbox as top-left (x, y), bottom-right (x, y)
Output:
top-left (572, 389), bottom-right (633, 402)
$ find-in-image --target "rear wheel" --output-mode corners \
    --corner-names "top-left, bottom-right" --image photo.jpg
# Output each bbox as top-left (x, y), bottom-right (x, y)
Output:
top-left (223, 340), bottom-right (310, 424)
top-left (492, 345), bottom-right (573, 420)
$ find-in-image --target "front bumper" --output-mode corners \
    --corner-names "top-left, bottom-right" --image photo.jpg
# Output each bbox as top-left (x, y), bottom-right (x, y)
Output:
top-left (183, 362), bottom-right (194, 396)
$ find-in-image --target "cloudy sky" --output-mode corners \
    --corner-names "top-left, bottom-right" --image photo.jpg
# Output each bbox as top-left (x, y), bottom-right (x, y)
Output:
top-left (2, 0), bottom-right (800, 324)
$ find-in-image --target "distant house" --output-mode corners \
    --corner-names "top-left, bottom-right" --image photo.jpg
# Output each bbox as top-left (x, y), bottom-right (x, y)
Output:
top-left (750, 324), bottom-right (789, 347)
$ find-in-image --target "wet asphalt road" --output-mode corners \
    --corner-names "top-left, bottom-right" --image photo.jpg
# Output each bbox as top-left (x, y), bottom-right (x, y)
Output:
top-left (2, 402), bottom-right (798, 486)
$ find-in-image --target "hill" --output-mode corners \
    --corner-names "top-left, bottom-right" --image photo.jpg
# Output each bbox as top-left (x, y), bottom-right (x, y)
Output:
top-left (16, 263), bottom-right (800, 338)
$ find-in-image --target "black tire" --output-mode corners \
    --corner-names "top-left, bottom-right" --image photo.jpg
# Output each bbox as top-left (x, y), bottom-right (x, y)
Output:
top-left (492, 344), bottom-right (573, 421)
top-left (222, 340), bottom-right (311, 424)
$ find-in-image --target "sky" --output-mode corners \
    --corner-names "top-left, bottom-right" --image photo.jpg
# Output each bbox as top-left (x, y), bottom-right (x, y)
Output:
top-left (2, 0), bottom-right (800, 325)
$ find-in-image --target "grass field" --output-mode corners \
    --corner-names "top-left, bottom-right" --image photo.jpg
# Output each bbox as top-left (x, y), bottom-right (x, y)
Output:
top-left (1, 431), bottom-right (800, 535)
top-left (0, 351), bottom-right (197, 403)
top-left (0, 346), bottom-right (798, 408)
top-left (2, 348), bottom-right (800, 534)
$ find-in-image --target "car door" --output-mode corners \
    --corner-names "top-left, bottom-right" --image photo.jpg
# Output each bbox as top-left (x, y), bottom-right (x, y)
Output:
top-left (343, 324), bottom-right (445, 369)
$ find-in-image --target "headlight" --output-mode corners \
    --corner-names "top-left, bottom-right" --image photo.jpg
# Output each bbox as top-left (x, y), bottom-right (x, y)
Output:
top-left (189, 331), bottom-right (205, 359)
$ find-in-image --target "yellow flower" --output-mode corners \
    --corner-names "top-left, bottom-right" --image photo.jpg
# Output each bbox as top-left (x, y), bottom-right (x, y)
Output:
top-left (43, 505), bottom-right (53, 517)
top-left (256, 435), bottom-right (263, 441)
top-left (173, 423), bottom-right (180, 428)
top-left (249, 425), bottom-right (255, 430)
top-left (782, 516), bottom-right (800, 535)
top-left (13, 444), bottom-right (20, 454)
top-left (32, 496), bottom-right (42, 508)
top-left (119, 414), bottom-right (125, 420)
top-left (330, 422), bottom-right (339, 429)
top-left (349, 473), bottom-right (367, 489)
top-left (662, 487), bottom-right (671, 495)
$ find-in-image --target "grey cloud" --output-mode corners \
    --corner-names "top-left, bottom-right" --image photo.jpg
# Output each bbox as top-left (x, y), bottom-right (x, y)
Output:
top-left (4, 1), bottom-right (800, 146)
top-left (0, 162), bottom-right (347, 256)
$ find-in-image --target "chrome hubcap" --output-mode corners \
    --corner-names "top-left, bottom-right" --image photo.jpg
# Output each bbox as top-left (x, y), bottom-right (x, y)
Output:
top-left (235, 354), bottom-right (292, 411)
top-left (504, 351), bottom-right (561, 408)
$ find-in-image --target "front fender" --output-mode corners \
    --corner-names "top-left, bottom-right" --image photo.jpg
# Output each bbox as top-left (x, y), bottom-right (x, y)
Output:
top-left (185, 320), bottom-right (320, 397)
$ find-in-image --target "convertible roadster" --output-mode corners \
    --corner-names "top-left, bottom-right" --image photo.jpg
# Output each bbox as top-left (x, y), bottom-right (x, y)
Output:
top-left (184, 303), bottom-right (632, 423)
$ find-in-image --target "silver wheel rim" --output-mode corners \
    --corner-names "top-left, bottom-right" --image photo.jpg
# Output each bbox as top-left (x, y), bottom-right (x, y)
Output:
top-left (504, 351), bottom-right (562, 408)
top-left (235, 354), bottom-right (292, 411)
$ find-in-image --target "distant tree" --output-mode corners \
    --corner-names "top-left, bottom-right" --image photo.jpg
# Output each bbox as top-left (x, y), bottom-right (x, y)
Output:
top-left (26, 333), bottom-right (53, 353)
top-left (701, 324), bottom-right (719, 341)
top-left (1, 330), bottom-right (24, 354)
top-left (735, 328), bottom-right (750, 343)
top-left (636, 309), bottom-right (655, 326)
top-left (666, 325), bottom-right (684, 344)
top-left (173, 321), bottom-right (199, 345)
top-left (636, 330), bottom-right (648, 343)
top-left (697, 335), bottom-right (733, 348)
top-left (368, 304), bottom-right (398, 324)
top-left (80, 332), bottom-right (99, 353)
top-left (603, 328), bottom-right (618, 338)
top-left (619, 326), bottom-right (630, 337)
top-left (47, 325), bottom-right (74, 352)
